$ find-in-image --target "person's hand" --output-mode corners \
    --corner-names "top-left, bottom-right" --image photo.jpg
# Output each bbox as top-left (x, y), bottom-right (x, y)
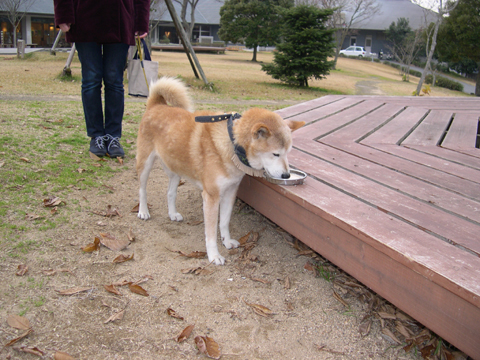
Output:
top-left (135, 32), bottom-right (148, 39)
top-left (59, 23), bottom-right (71, 32)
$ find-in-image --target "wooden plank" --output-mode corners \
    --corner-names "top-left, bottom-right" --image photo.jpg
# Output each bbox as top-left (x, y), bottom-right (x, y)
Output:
top-left (292, 141), bottom-right (480, 222)
top-left (237, 176), bottom-right (480, 359)
top-left (275, 95), bottom-right (349, 119)
top-left (289, 147), bottom-right (480, 255)
top-left (441, 112), bottom-right (480, 158)
top-left (321, 139), bottom-right (480, 199)
top-left (360, 106), bottom-right (429, 145)
top-left (401, 110), bottom-right (452, 146)
top-left (404, 145), bottom-right (480, 170)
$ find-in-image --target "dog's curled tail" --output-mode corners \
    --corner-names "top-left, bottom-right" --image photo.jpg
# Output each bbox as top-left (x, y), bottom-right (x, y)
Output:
top-left (146, 76), bottom-right (194, 112)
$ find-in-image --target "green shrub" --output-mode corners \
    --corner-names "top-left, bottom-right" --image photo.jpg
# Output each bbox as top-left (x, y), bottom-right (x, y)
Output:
top-left (425, 74), bottom-right (464, 92)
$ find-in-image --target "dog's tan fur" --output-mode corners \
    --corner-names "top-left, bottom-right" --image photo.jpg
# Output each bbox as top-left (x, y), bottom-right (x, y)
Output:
top-left (136, 77), bottom-right (304, 265)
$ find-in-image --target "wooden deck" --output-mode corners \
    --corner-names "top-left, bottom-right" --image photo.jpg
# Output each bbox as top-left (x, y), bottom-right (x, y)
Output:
top-left (237, 95), bottom-right (480, 359)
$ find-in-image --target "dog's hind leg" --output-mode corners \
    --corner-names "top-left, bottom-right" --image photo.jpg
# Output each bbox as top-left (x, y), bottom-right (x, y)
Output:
top-left (202, 190), bottom-right (224, 265)
top-left (219, 183), bottom-right (241, 250)
top-left (164, 168), bottom-right (183, 222)
top-left (138, 151), bottom-right (156, 220)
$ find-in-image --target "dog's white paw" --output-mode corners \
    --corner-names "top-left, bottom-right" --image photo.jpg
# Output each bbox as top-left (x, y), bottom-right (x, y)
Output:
top-left (208, 252), bottom-right (225, 265)
top-left (169, 212), bottom-right (183, 222)
top-left (138, 211), bottom-right (150, 220)
top-left (223, 238), bottom-right (240, 249)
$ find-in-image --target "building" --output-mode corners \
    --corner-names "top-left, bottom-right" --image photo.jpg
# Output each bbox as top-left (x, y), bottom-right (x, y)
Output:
top-left (1, 0), bottom-right (436, 51)
top-left (340, 0), bottom-right (437, 55)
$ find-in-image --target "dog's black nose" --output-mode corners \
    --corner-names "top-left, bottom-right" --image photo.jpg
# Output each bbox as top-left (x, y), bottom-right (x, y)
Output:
top-left (281, 173), bottom-right (290, 179)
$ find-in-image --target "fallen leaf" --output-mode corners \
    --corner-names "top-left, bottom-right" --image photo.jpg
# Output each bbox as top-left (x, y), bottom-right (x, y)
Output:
top-left (112, 253), bottom-right (134, 263)
top-left (76, 168), bottom-right (86, 173)
top-left (395, 321), bottom-right (412, 338)
top-left (4, 328), bottom-right (33, 347)
top-left (359, 318), bottom-right (372, 336)
top-left (181, 266), bottom-right (213, 276)
top-left (132, 275), bottom-right (154, 285)
top-left (16, 264), bottom-right (28, 276)
top-left (130, 203), bottom-right (152, 213)
top-left (381, 328), bottom-right (402, 344)
top-left (187, 220), bottom-right (203, 226)
top-left (127, 228), bottom-right (136, 242)
top-left (167, 308), bottom-right (184, 320)
top-left (25, 213), bottom-right (43, 221)
top-left (56, 286), bottom-right (92, 296)
top-left (112, 280), bottom-right (131, 287)
top-left (194, 336), bottom-right (221, 359)
top-left (7, 314), bottom-right (31, 330)
top-left (105, 205), bottom-right (121, 217)
top-left (50, 206), bottom-right (58, 215)
top-left (304, 262), bottom-right (314, 272)
top-left (104, 284), bottom-right (122, 296)
top-left (89, 152), bottom-right (101, 161)
top-left (43, 196), bottom-right (65, 207)
top-left (238, 232), bottom-right (251, 245)
top-left (172, 249), bottom-right (207, 259)
top-left (99, 232), bottom-right (130, 251)
top-left (104, 309), bottom-right (125, 324)
top-left (81, 237), bottom-right (100, 252)
top-left (284, 276), bottom-right (291, 289)
top-left (244, 301), bottom-right (274, 317)
top-left (377, 311), bottom-right (397, 320)
top-left (332, 290), bottom-right (349, 307)
top-left (176, 324), bottom-right (194, 343)
top-left (54, 351), bottom-right (76, 360)
top-left (128, 283), bottom-right (149, 296)
top-left (20, 157), bottom-right (30, 162)
top-left (117, 157), bottom-right (123, 165)
top-left (296, 249), bottom-right (314, 257)
top-left (13, 346), bottom-right (45, 356)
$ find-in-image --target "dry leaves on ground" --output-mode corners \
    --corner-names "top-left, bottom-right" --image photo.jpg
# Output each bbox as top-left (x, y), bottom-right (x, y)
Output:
top-left (176, 324), bottom-right (195, 343)
top-left (194, 335), bottom-right (221, 359)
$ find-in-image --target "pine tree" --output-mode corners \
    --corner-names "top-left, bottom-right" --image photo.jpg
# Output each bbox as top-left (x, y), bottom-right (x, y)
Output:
top-left (261, 5), bottom-right (335, 87)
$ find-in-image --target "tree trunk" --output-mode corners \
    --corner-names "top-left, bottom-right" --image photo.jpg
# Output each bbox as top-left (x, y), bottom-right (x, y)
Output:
top-left (476, 70), bottom-right (480, 97)
top-left (251, 46), bottom-right (258, 62)
top-left (416, 16), bottom-right (440, 95)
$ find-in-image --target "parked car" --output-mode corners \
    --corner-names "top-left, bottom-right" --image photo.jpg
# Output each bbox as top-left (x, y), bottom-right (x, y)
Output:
top-left (339, 46), bottom-right (367, 57)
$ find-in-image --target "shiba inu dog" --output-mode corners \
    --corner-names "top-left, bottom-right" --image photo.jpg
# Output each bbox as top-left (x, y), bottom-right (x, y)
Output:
top-left (136, 77), bottom-right (304, 265)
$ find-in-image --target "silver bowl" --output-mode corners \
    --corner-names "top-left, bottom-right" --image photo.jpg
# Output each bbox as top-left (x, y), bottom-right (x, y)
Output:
top-left (265, 169), bottom-right (307, 186)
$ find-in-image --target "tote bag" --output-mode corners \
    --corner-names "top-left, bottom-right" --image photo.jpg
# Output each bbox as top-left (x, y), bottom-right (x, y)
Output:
top-left (127, 39), bottom-right (158, 97)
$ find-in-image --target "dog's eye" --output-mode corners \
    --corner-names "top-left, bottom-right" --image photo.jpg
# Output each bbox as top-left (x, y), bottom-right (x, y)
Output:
top-left (273, 153), bottom-right (280, 157)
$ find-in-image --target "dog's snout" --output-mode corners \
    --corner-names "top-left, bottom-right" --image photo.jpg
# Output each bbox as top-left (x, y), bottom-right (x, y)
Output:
top-left (281, 172), bottom-right (290, 179)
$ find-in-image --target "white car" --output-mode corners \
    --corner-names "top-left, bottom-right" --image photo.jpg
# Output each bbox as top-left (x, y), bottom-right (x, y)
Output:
top-left (339, 46), bottom-right (367, 57)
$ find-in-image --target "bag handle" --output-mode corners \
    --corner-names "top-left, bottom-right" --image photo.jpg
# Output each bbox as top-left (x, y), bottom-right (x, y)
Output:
top-left (135, 37), bottom-right (150, 93)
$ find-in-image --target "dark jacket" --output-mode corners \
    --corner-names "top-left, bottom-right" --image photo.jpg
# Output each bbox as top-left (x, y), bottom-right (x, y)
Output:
top-left (53, 0), bottom-right (150, 45)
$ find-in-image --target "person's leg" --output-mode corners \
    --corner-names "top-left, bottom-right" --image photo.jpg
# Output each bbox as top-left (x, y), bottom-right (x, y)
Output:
top-left (76, 42), bottom-right (107, 156)
top-left (102, 43), bottom-right (129, 157)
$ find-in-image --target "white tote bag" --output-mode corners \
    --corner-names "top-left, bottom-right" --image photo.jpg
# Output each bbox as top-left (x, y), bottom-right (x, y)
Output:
top-left (127, 39), bottom-right (158, 97)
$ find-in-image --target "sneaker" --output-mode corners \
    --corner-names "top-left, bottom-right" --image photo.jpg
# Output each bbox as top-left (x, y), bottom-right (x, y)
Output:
top-left (89, 136), bottom-right (107, 157)
top-left (105, 134), bottom-right (125, 158)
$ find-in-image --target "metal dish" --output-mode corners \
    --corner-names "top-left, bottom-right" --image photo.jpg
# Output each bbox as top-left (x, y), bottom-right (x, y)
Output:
top-left (265, 169), bottom-right (307, 186)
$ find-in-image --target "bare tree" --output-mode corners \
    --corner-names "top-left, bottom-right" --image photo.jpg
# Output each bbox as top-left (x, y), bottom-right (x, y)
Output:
top-left (173, 0), bottom-right (201, 42)
top-left (414, 0), bottom-right (458, 95)
top-left (0, 0), bottom-right (36, 47)
top-left (313, 0), bottom-right (381, 69)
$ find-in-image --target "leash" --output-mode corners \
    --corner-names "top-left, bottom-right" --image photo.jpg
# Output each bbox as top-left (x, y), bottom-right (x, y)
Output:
top-left (136, 37), bottom-right (150, 93)
top-left (194, 113), bottom-right (265, 177)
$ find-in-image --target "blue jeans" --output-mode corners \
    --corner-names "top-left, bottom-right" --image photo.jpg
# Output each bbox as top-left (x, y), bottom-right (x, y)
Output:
top-left (76, 42), bottom-right (129, 139)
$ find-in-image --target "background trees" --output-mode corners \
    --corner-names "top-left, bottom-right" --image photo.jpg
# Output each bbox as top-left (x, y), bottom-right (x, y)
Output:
top-left (261, 5), bottom-right (334, 87)
top-left (385, 18), bottom-right (424, 81)
top-left (218, 0), bottom-right (293, 62)
top-left (436, 0), bottom-right (480, 96)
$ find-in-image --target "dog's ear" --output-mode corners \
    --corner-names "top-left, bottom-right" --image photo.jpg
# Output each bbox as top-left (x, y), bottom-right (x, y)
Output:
top-left (286, 120), bottom-right (305, 132)
top-left (252, 123), bottom-right (271, 139)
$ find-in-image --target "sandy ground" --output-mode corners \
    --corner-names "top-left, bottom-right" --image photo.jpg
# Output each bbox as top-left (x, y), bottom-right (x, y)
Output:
top-left (1, 139), bottom-right (436, 360)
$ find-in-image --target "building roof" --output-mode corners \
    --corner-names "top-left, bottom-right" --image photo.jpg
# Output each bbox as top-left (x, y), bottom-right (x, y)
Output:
top-left (345, 0), bottom-right (437, 31)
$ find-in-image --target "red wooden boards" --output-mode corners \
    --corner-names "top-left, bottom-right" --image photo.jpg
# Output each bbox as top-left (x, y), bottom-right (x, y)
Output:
top-left (237, 95), bottom-right (480, 359)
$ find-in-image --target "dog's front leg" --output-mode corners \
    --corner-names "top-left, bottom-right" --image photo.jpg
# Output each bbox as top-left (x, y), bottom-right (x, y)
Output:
top-left (219, 183), bottom-right (241, 250)
top-left (202, 190), bottom-right (224, 265)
